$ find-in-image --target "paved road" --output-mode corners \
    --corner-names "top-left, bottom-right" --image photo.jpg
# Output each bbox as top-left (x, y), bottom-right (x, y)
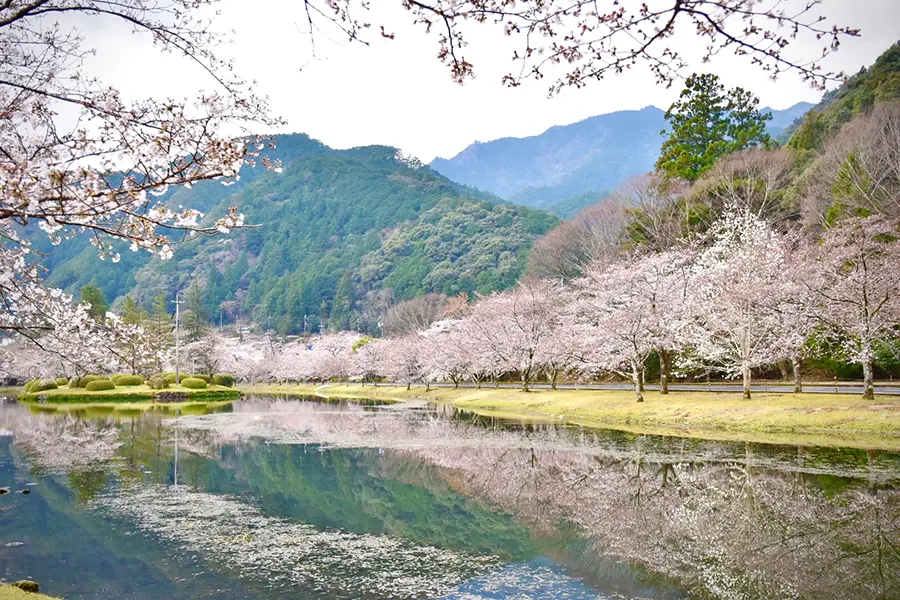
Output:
top-left (372, 381), bottom-right (900, 396)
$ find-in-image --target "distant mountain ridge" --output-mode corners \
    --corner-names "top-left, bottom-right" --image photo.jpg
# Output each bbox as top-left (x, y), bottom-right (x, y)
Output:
top-left (431, 102), bottom-right (815, 217)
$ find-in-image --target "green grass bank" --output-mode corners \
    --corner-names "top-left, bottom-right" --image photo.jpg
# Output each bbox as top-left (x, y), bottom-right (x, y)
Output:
top-left (0, 584), bottom-right (60, 599)
top-left (18, 383), bottom-right (241, 403)
top-left (239, 383), bottom-right (900, 451)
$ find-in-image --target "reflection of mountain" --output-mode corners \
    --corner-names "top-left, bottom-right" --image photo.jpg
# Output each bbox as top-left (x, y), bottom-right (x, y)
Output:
top-left (0, 437), bottom-right (257, 599)
top-left (3, 400), bottom-right (899, 600)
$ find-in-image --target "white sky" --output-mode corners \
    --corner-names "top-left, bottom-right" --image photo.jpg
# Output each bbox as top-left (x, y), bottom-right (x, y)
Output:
top-left (80, 0), bottom-right (899, 163)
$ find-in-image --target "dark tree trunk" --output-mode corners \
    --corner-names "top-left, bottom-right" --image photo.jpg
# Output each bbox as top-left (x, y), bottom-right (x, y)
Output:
top-left (792, 357), bottom-right (803, 393)
top-left (862, 359), bottom-right (875, 400)
top-left (659, 350), bottom-right (670, 395)
top-left (778, 360), bottom-right (790, 381)
top-left (742, 364), bottom-right (752, 400)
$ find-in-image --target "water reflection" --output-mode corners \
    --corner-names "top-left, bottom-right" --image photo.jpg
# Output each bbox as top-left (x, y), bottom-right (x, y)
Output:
top-left (0, 396), bottom-right (897, 600)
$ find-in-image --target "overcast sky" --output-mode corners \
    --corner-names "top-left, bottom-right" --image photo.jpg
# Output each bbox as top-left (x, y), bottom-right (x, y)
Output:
top-left (82, 0), bottom-right (899, 163)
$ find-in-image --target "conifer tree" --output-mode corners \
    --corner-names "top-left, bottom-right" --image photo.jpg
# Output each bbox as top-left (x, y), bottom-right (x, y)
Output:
top-left (656, 73), bottom-right (772, 182)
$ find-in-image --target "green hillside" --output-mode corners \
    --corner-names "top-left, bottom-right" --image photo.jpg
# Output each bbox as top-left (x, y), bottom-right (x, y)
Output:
top-left (41, 135), bottom-right (557, 334)
top-left (787, 39), bottom-right (900, 150)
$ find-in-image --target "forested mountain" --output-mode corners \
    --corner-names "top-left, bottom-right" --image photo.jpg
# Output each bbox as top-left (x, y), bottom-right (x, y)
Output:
top-left (430, 103), bottom-right (813, 217)
top-left (787, 40), bottom-right (900, 150)
top-left (40, 134), bottom-right (557, 335)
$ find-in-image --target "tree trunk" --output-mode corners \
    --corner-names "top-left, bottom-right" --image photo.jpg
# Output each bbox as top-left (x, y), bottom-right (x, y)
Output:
top-left (638, 366), bottom-right (645, 393)
top-left (659, 350), bottom-right (670, 395)
top-left (426, 381), bottom-right (430, 391)
top-left (862, 359), bottom-right (875, 400)
top-left (406, 382), bottom-right (411, 391)
top-left (792, 357), bottom-right (803, 394)
top-left (632, 362), bottom-right (644, 403)
top-left (778, 360), bottom-right (790, 381)
top-left (454, 379), bottom-right (459, 389)
top-left (742, 364), bottom-right (752, 400)
top-left (550, 369), bottom-right (558, 390)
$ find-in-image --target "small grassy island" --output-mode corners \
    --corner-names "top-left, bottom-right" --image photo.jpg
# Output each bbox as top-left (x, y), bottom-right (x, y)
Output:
top-left (0, 582), bottom-right (60, 599)
top-left (18, 374), bottom-right (242, 403)
top-left (241, 384), bottom-right (900, 451)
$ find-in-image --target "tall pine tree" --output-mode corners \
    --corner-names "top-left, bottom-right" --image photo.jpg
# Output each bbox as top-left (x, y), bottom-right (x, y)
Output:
top-left (656, 73), bottom-right (772, 181)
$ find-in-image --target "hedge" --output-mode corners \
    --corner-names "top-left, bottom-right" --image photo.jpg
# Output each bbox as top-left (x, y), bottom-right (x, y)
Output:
top-left (86, 380), bottom-right (116, 391)
top-left (80, 375), bottom-right (108, 387)
top-left (212, 374), bottom-right (235, 387)
top-left (163, 373), bottom-right (178, 384)
top-left (55, 377), bottom-right (69, 387)
top-left (190, 374), bottom-right (212, 384)
top-left (29, 379), bottom-right (59, 392)
top-left (115, 375), bottom-right (144, 386)
top-left (180, 377), bottom-right (208, 389)
top-left (148, 376), bottom-right (169, 390)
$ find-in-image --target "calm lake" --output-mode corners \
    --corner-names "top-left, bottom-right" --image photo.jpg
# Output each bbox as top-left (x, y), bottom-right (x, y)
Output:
top-left (0, 396), bottom-right (898, 600)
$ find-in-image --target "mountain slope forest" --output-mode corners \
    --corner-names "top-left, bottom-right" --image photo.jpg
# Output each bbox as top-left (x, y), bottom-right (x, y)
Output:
top-left (527, 40), bottom-right (900, 283)
top-left (41, 135), bottom-right (557, 335)
top-left (429, 103), bottom-right (813, 217)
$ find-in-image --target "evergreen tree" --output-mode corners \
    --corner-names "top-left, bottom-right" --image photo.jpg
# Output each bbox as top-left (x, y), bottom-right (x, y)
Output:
top-left (656, 73), bottom-right (772, 181)
top-left (183, 281), bottom-right (209, 342)
top-left (149, 294), bottom-right (173, 372)
top-left (121, 295), bottom-right (147, 325)
top-left (328, 270), bottom-right (357, 332)
top-left (80, 282), bottom-right (108, 318)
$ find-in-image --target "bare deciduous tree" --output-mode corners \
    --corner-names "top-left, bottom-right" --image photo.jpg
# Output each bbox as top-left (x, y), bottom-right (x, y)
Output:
top-left (527, 198), bottom-right (629, 280)
top-left (801, 102), bottom-right (900, 226)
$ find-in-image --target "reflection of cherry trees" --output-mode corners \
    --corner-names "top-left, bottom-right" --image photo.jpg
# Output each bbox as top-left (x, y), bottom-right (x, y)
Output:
top-left (11, 413), bottom-right (121, 473)
top-left (414, 445), bottom-right (899, 600)
top-left (176, 400), bottom-right (900, 600)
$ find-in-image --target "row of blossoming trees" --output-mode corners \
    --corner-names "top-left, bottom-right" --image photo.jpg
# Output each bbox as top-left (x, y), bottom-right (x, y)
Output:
top-left (217, 209), bottom-right (900, 401)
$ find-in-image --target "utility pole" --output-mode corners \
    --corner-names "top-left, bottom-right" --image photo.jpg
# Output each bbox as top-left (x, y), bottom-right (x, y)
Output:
top-left (172, 293), bottom-right (184, 385)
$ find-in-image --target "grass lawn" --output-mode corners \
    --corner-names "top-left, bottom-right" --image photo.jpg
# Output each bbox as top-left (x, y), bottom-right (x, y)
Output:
top-left (0, 584), bottom-right (60, 599)
top-left (17, 383), bottom-right (241, 403)
top-left (240, 383), bottom-right (900, 451)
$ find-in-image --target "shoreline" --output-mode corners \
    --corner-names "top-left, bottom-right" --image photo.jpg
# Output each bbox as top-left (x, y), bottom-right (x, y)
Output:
top-left (239, 383), bottom-right (900, 451)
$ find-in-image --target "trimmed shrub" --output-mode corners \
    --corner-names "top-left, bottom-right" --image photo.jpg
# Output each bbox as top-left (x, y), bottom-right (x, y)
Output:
top-left (191, 374), bottom-right (212, 383)
top-left (212, 374), bottom-right (235, 387)
top-left (180, 377), bottom-right (208, 389)
top-left (86, 380), bottom-right (116, 391)
top-left (23, 379), bottom-right (38, 392)
top-left (163, 373), bottom-right (178, 384)
top-left (55, 377), bottom-right (69, 387)
top-left (11, 581), bottom-right (40, 593)
top-left (116, 374), bottom-right (144, 386)
top-left (148, 376), bottom-right (169, 390)
top-left (68, 376), bottom-right (82, 388)
top-left (80, 375), bottom-right (108, 387)
top-left (32, 379), bottom-right (58, 392)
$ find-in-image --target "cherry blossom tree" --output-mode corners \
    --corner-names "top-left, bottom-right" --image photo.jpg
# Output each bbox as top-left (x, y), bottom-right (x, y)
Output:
top-left (307, 1), bottom-right (857, 94)
top-left (213, 334), bottom-right (272, 383)
top-left (570, 250), bottom-right (690, 401)
top-left (681, 209), bottom-right (806, 399)
top-left (420, 319), bottom-right (471, 388)
top-left (1, 0), bottom-right (280, 357)
top-left (801, 216), bottom-right (900, 399)
top-left (378, 334), bottom-right (428, 390)
top-left (350, 336), bottom-right (385, 384)
top-left (465, 280), bottom-right (563, 391)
